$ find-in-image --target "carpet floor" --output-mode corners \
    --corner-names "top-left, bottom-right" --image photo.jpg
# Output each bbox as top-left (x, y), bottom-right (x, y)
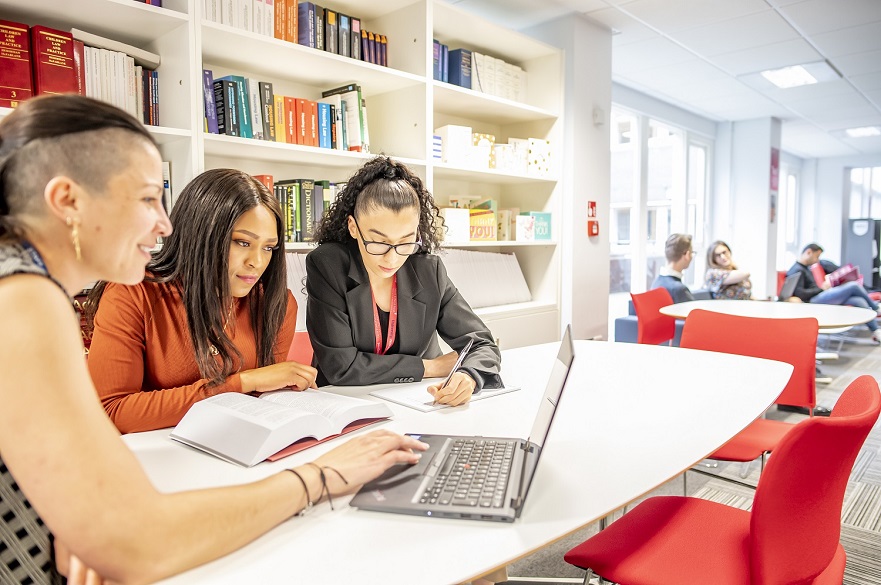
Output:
top-left (502, 330), bottom-right (881, 585)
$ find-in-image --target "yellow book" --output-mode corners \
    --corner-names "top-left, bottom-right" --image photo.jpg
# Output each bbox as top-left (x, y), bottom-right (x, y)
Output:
top-left (273, 94), bottom-right (287, 143)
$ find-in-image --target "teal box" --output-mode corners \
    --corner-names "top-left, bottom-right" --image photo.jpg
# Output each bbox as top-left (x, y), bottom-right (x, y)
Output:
top-left (523, 212), bottom-right (552, 240)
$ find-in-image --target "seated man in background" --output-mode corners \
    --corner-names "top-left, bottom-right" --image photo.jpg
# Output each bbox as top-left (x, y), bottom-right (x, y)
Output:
top-left (788, 242), bottom-right (881, 344)
top-left (651, 233), bottom-right (695, 303)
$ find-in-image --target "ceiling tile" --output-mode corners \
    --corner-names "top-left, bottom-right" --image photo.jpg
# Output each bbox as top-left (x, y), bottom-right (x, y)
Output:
top-left (712, 38), bottom-right (822, 76)
top-left (612, 36), bottom-right (696, 73)
top-left (614, 0), bottom-right (768, 33)
top-left (784, 91), bottom-right (872, 115)
top-left (832, 50), bottom-right (881, 76)
top-left (851, 72), bottom-right (881, 92)
top-left (763, 79), bottom-right (863, 104)
top-left (781, 131), bottom-right (859, 157)
top-left (777, 0), bottom-right (881, 35)
top-left (615, 58), bottom-right (729, 90)
top-left (866, 89), bottom-right (881, 107)
top-left (841, 135), bottom-right (881, 154)
top-left (810, 21), bottom-right (881, 57)
top-left (585, 7), bottom-right (659, 44)
top-left (669, 10), bottom-right (800, 57)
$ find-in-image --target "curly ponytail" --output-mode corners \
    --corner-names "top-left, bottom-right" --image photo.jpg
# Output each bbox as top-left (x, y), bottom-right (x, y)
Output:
top-left (313, 156), bottom-right (443, 253)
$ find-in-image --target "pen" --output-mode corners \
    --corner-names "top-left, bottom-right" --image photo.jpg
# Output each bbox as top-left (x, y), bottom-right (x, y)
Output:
top-left (434, 338), bottom-right (474, 403)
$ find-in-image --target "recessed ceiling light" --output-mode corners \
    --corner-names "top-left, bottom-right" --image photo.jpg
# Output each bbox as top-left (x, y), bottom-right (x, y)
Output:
top-left (761, 65), bottom-right (816, 89)
top-left (845, 126), bottom-right (881, 138)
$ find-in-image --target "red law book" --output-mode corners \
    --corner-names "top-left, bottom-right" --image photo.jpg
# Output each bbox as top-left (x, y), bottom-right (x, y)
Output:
top-left (295, 97), bottom-right (307, 145)
top-left (252, 174), bottom-right (274, 190)
top-left (30, 25), bottom-right (77, 96)
top-left (283, 96), bottom-right (297, 144)
top-left (308, 100), bottom-right (318, 147)
top-left (0, 20), bottom-right (33, 108)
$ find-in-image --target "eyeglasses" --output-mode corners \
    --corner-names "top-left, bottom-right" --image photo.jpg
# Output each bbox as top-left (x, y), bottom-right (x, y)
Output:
top-left (714, 249), bottom-right (731, 257)
top-left (353, 216), bottom-right (422, 256)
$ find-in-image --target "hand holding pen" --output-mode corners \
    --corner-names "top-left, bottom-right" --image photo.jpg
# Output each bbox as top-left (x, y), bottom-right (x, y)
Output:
top-left (427, 339), bottom-right (475, 407)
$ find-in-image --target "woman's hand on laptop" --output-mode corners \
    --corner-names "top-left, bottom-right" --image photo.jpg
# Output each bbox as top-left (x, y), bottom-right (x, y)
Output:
top-left (311, 430), bottom-right (429, 494)
top-left (428, 371), bottom-right (476, 407)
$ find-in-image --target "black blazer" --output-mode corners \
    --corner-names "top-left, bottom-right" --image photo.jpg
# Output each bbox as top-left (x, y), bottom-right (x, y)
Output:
top-left (306, 242), bottom-right (501, 388)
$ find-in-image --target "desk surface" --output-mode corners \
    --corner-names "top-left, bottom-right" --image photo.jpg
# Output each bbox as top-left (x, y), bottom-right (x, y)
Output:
top-left (659, 299), bottom-right (876, 329)
top-left (123, 340), bottom-right (792, 585)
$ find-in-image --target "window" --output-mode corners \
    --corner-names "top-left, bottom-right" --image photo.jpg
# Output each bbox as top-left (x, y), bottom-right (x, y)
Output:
top-left (849, 167), bottom-right (881, 219)
top-left (608, 107), bottom-right (711, 294)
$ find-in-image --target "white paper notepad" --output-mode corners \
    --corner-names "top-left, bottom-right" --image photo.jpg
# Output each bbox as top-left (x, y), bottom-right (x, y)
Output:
top-left (369, 378), bottom-right (520, 412)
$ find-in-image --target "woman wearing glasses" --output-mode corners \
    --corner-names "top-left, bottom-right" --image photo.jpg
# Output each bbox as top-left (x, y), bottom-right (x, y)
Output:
top-left (704, 240), bottom-right (752, 300)
top-left (306, 156), bottom-right (501, 407)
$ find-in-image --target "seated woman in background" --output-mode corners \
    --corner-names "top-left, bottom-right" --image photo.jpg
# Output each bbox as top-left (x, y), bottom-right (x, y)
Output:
top-left (704, 240), bottom-right (752, 300)
top-left (306, 156), bottom-right (502, 407)
top-left (0, 95), bottom-right (425, 585)
top-left (88, 168), bottom-right (318, 433)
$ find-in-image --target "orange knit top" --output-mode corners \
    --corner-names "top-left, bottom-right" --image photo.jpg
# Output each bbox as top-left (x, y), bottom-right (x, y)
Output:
top-left (88, 280), bottom-right (297, 433)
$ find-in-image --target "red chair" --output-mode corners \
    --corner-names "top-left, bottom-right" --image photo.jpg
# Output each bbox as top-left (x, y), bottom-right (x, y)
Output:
top-left (287, 331), bottom-right (314, 366)
top-left (630, 288), bottom-right (676, 345)
top-left (776, 270), bottom-right (787, 296)
top-left (564, 375), bottom-right (881, 585)
top-left (680, 310), bottom-right (818, 477)
top-left (810, 262), bottom-right (827, 287)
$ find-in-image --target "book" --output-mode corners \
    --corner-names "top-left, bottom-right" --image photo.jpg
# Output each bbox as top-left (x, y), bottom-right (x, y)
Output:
top-left (298, 178), bottom-right (317, 240)
top-left (248, 78), bottom-right (264, 139)
top-left (258, 81), bottom-right (275, 141)
top-left (213, 78), bottom-right (239, 136)
top-left (338, 14), bottom-right (350, 57)
top-left (298, 1), bottom-right (316, 48)
top-left (321, 83), bottom-right (363, 152)
top-left (317, 101), bottom-right (332, 148)
top-left (350, 17), bottom-right (361, 60)
top-left (202, 69), bottom-right (219, 134)
top-left (379, 34), bottom-right (388, 67)
top-left (30, 26), bottom-right (77, 96)
top-left (161, 161), bottom-right (173, 210)
top-left (432, 40), bottom-right (441, 81)
top-left (216, 75), bottom-right (252, 139)
top-left (72, 40), bottom-right (85, 96)
top-left (70, 28), bottom-right (161, 69)
top-left (273, 93), bottom-right (286, 142)
top-left (273, 0), bottom-right (286, 40)
top-left (368, 379), bottom-right (519, 413)
top-left (252, 174), bottom-right (274, 190)
top-left (324, 8), bottom-right (338, 54)
top-left (448, 48), bottom-right (471, 89)
top-left (169, 390), bottom-right (393, 467)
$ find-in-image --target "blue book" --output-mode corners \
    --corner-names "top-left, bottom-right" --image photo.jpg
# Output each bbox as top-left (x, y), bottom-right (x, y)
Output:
top-left (298, 2), bottom-right (316, 48)
top-left (202, 69), bottom-right (219, 134)
top-left (441, 44), bottom-right (449, 83)
top-left (317, 102), bottom-right (331, 148)
top-left (432, 40), bottom-right (441, 81)
top-left (339, 14), bottom-right (350, 57)
top-left (448, 49), bottom-right (471, 89)
top-left (216, 75), bottom-right (253, 139)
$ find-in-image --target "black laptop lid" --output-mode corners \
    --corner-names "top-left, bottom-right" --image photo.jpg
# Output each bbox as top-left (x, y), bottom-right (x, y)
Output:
top-left (779, 273), bottom-right (800, 301)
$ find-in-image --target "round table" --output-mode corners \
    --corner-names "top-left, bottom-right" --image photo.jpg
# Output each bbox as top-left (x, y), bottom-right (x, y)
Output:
top-left (658, 299), bottom-right (876, 330)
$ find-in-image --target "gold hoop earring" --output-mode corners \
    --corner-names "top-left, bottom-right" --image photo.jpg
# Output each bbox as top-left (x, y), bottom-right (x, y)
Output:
top-left (66, 216), bottom-right (82, 261)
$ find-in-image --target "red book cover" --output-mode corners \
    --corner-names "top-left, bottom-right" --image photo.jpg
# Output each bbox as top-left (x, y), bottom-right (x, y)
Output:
top-left (283, 96), bottom-right (297, 144)
top-left (308, 99), bottom-right (317, 147)
top-left (252, 174), bottom-right (274, 190)
top-left (295, 97), bottom-right (307, 145)
top-left (265, 418), bottom-right (387, 462)
top-left (0, 20), bottom-right (33, 108)
top-left (30, 26), bottom-right (77, 96)
top-left (72, 39), bottom-right (85, 96)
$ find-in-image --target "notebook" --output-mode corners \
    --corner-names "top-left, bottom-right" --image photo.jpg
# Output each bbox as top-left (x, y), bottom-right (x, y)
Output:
top-left (779, 273), bottom-right (800, 301)
top-left (349, 325), bottom-right (575, 522)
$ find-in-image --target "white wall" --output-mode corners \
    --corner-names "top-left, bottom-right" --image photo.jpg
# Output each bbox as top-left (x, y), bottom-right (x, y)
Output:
top-left (524, 15), bottom-right (613, 340)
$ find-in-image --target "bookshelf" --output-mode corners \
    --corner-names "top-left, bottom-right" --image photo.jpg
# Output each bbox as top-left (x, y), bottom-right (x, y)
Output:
top-left (2, 0), bottom-right (563, 349)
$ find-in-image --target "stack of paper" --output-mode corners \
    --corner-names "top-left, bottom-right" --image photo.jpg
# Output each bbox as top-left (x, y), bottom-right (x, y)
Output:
top-left (440, 249), bottom-right (532, 308)
top-left (285, 253), bottom-right (308, 330)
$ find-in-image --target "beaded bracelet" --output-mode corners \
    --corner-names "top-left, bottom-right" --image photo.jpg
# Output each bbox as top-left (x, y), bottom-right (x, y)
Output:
top-left (283, 468), bottom-right (313, 516)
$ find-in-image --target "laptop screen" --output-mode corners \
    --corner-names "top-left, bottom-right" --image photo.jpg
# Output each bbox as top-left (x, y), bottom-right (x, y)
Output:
top-left (526, 325), bottom-right (575, 449)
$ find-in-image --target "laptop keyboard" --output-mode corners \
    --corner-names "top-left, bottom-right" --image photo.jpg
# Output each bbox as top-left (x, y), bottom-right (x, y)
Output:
top-left (420, 439), bottom-right (516, 508)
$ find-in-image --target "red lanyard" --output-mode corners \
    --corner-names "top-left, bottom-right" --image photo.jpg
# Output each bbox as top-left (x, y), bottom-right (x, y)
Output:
top-left (371, 274), bottom-right (398, 355)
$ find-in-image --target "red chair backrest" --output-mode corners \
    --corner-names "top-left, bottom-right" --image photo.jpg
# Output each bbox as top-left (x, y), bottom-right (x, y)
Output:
top-left (776, 271), bottom-right (787, 296)
top-left (287, 331), bottom-right (314, 366)
top-left (810, 262), bottom-right (826, 287)
top-left (630, 288), bottom-right (676, 345)
top-left (680, 309), bottom-right (818, 408)
top-left (749, 375), bottom-right (881, 584)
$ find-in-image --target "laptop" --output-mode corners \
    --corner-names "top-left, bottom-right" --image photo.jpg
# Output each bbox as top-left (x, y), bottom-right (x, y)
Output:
top-left (778, 273), bottom-right (800, 301)
top-left (350, 325), bottom-right (575, 523)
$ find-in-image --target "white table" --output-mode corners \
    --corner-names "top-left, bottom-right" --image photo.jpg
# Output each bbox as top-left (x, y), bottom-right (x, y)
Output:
top-left (123, 340), bottom-right (792, 585)
top-left (659, 299), bottom-right (876, 330)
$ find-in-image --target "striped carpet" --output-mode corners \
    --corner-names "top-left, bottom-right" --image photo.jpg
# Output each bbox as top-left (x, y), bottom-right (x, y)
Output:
top-left (505, 334), bottom-right (881, 585)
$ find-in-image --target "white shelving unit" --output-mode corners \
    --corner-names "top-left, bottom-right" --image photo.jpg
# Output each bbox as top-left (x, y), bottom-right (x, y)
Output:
top-left (2, 0), bottom-right (563, 349)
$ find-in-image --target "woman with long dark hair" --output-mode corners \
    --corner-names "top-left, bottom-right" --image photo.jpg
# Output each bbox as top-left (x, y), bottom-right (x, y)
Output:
top-left (0, 95), bottom-right (426, 585)
top-left (88, 168), bottom-right (317, 433)
top-left (307, 156), bottom-right (501, 407)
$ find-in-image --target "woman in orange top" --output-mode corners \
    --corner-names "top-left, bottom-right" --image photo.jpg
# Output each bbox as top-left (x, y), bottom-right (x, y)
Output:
top-left (88, 168), bottom-right (317, 433)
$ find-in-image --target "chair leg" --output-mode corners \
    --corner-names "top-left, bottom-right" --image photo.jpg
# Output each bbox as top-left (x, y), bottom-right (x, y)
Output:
top-left (738, 460), bottom-right (752, 478)
top-left (582, 569), bottom-right (609, 585)
top-left (683, 468), bottom-right (688, 495)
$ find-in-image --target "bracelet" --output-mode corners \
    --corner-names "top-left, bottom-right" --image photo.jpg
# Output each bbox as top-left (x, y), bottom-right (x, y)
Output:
top-left (305, 462), bottom-right (349, 511)
top-left (283, 468), bottom-right (313, 517)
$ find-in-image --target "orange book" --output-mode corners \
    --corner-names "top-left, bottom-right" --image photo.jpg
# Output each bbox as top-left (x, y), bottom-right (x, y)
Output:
top-left (286, 0), bottom-right (299, 43)
top-left (0, 20), bottom-right (33, 108)
top-left (283, 96), bottom-right (297, 144)
top-left (273, 0), bottom-right (286, 41)
top-left (308, 99), bottom-right (318, 147)
top-left (252, 174), bottom-right (274, 190)
top-left (30, 25), bottom-right (76, 96)
top-left (295, 97), bottom-right (307, 145)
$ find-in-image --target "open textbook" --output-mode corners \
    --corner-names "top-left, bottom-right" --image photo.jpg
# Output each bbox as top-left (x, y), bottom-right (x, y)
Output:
top-left (170, 390), bottom-right (392, 467)
top-left (368, 378), bottom-right (520, 412)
